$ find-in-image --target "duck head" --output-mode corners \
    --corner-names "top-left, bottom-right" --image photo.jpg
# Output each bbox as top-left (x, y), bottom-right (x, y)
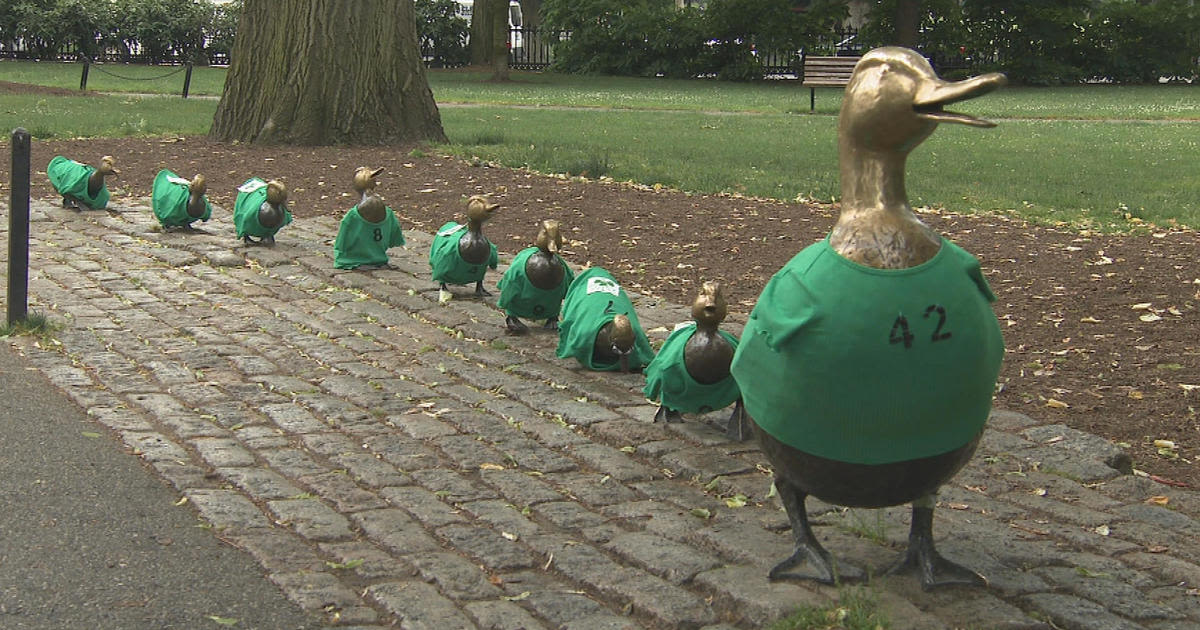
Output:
top-left (465, 195), bottom-right (499, 229)
top-left (535, 219), bottom-right (562, 255)
top-left (354, 166), bottom-right (384, 199)
top-left (259, 179), bottom-right (288, 229)
top-left (833, 47), bottom-right (1006, 268)
top-left (186, 173), bottom-right (208, 219)
top-left (608, 313), bottom-right (636, 373)
top-left (692, 281), bottom-right (728, 330)
top-left (96, 155), bottom-right (119, 178)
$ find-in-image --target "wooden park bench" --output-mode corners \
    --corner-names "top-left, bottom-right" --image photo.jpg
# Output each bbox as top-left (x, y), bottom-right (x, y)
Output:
top-left (802, 55), bottom-right (862, 112)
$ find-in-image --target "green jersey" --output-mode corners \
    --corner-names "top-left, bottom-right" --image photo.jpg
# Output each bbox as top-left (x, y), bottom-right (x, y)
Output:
top-left (152, 169), bottom-right (211, 228)
top-left (428, 222), bottom-right (498, 285)
top-left (556, 268), bottom-right (655, 371)
top-left (643, 324), bottom-right (741, 414)
top-left (497, 247), bottom-right (574, 320)
top-left (731, 237), bottom-right (1003, 465)
top-left (333, 205), bottom-right (406, 269)
top-left (233, 178), bottom-right (292, 239)
top-left (47, 156), bottom-right (110, 209)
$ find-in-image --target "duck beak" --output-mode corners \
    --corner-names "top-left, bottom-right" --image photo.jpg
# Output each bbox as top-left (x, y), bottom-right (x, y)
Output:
top-left (914, 72), bottom-right (1007, 128)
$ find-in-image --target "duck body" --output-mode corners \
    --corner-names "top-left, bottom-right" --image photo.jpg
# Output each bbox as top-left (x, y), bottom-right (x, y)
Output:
top-left (556, 267), bottom-right (654, 372)
top-left (152, 169), bottom-right (211, 229)
top-left (729, 47), bottom-right (1007, 590)
top-left (233, 178), bottom-right (292, 244)
top-left (334, 197), bottom-right (405, 269)
top-left (644, 323), bottom-right (740, 415)
top-left (429, 221), bottom-right (498, 285)
top-left (498, 246), bottom-right (574, 322)
top-left (47, 156), bottom-right (111, 209)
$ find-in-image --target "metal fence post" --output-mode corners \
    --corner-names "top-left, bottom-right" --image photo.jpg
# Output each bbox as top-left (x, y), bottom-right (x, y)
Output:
top-left (182, 63), bottom-right (193, 98)
top-left (80, 58), bottom-right (90, 91)
top-left (8, 128), bottom-right (31, 325)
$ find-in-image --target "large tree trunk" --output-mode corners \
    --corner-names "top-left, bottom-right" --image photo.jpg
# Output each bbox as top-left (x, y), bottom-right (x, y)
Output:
top-left (470, 0), bottom-right (497, 66)
top-left (894, 0), bottom-right (920, 49)
top-left (490, 0), bottom-right (510, 80)
top-left (210, 0), bottom-right (446, 145)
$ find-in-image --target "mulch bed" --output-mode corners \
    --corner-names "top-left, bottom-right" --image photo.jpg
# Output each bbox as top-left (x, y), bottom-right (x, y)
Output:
top-left (3, 118), bottom-right (1197, 490)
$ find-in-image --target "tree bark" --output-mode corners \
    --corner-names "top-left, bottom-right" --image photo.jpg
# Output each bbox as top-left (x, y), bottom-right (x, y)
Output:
top-left (490, 0), bottom-right (510, 80)
top-left (894, 0), bottom-right (921, 48)
top-left (470, 0), bottom-right (496, 66)
top-left (210, 0), bottom-right (446, 145)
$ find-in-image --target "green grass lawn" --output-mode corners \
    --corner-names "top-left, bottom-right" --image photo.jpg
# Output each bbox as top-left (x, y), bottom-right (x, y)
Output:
top-left (2, 62), bottom-right (1197, 230)
top-left (0, 59), bottom-right (227, 96)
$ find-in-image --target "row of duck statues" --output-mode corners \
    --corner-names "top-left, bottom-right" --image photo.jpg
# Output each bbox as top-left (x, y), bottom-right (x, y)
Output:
top-left (45, 48), bottom-right (1010, 593)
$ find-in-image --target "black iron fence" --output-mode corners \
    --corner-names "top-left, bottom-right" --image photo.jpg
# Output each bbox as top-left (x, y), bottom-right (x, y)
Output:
top-left (0, 39), bottom-right (228, 66)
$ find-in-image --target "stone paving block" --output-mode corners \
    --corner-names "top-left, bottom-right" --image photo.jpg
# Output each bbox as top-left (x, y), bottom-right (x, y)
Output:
top-left (220, 467), bottom-right (307, 501)
top-left (1115, 503), bottom-right (1200, 537)
top-left (299, 470), bottom-right (388, 512)
top-left (149, 460), bottom-right (218, 491)
top-left (432, 433), bottom-right (510, 470)
top-left (534, 501), bottom-right (611, 530)
top-left (190, 436), bottom-right (257, 468)
top-left (298, 431), bottom-right (359, 457)
top-left (604, 531), bottom-right (723, 585)
top-left (1023, 423), bottom-right (1133, 474)
top-left (410, 468), bottom-right (499, 503)
top-left (659, 446), bottom-right (756, 483)
top-left (267, 498), bottom-right (355, 542)
top-left (363, 434), bottom-right (443, 472)
top-left (319, 540), bottom-right (418, 580)
top-left (410, 551), bottom-right (504, 600)
top-left (999, 489), bottom-right (1120, 528)
top-left (233, 424), bottom-right (292, 449)
top-left (259, 447), bottom-right (329, 478)
top-left (438, 523), bottom-right (536, 571)
top-left (560, 614), bottom-right (644, 630)
top-left (121, 430), bottom-right (190, 462)
top-left (549, 471), bottom-right (640, 507)
top-left (391, 411), bottom-right (461, 440)
top-left (602, 569), bottom-right (717, 628)
top-left (382, 486), bottom-right (470, 528)
top-left (185, 488), bottom-right (273, 532)
top-left (365, 581), bottom-right (476, 630)
top-left (1119, 552), bottom-right (1200, 588)
top-left (496, 437), bottom-right (580, 474)
top-left (270, 570), bottom-right (370, 622)
top-left (460, 500), bottom-right (542, 538)
top-left (228, 530), bottom-right (327, 573)
top-left (86, 406), bottom-right (154, 432)
top-left (1037, 566), bottom-right (1183, 620)
top-left (480, 468), bottom-right (564, 507)
top-left (330, 451), bottom-right (413, 489)
top-left (603, 500), bottom-right (704, 543)
top-left (567, 444), bottom-right (658, 483)
top-left (693, 565), bottom-right (830, 628)
top-left (261, 401), bottom-right (330, 434)
top-left (463, 600), bottom-right (551, 630)
top-left (354, 508), bottom-right (444, 555)
top-left (589, 420), bottom-right (675, 448)
top-left (1021, 593), bottom-right (1149, 630)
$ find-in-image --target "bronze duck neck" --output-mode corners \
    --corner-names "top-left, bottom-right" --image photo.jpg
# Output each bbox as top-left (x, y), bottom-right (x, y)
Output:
top-left (831, 47), bottom-right (1005, 270)
top-left (684, 281), bottom-right (733, 384)
top-left (595, 313), bottom-right (635, 373)
top-left (88, 155), bottom-right (118, 197)
top-left (527, 219), bottom-right (565, 290)
top-left (186, 174), bottom-right (207, 219)
top-left (259, 179), bottom-right (288, 229)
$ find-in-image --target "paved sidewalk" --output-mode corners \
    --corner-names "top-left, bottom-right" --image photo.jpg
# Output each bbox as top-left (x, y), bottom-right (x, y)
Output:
top-left (2, 198), bottom-right (1198, 630)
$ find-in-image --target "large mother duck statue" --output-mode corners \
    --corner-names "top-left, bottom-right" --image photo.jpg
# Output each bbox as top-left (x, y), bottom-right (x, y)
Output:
top-left (730, 47), bottom-right (1007, 591)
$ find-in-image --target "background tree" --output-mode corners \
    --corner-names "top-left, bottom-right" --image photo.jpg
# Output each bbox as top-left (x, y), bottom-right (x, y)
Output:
top-left (210, 0), bottom-right (445, 145)
top-left (470, 0), bottom-right (498, 65)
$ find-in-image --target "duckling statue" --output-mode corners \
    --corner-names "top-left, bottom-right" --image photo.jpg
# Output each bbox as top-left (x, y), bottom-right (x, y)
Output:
top-left (643, 281), bottom-right (749, 440)
top-left (497, 219), bottom-right (575, 334)
top-left (334, 195), bottom-right (406, 270)
top-left (429, 195), bottom-right (499, 300)
top-left (47, 155), bottom-right (118, 210)
top-left (556, 267), bottom-right (654, 373)
top-left (334, 168), bottom-right (406, 270)
top-left (729, 47), bottom-right (1006, 591)
top-left (151, 169), bottom-right (211, 230)
top-left (233, 178), bottom-right (292, 247)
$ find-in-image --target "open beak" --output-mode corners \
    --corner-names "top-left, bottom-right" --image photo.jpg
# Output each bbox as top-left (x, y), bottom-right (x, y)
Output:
top-left (914, 72), bottom-right (1007, 128)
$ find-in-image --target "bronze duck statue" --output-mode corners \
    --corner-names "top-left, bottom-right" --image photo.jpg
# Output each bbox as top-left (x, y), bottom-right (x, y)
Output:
top-left (353, 166), bottom-right (384, 204)
top-left (643, 281), bottom-right (748, 440)
top-left (233, 178), bottom-right (293, 246)
top-left (730, 47), bottom-right (1007, 591)
top-left (47, 154), bottom-right (118, 210)
top-left (497, 219), bottom-right (575, 334)
top-left (556, 267), bottom-right (656, 373)
top-left (429, 195), bottom-right (500, 300)
top-left (151, 170), bottom-right (211, 230)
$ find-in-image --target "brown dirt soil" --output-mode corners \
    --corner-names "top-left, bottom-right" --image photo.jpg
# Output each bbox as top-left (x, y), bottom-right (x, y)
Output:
top-left (4, 135), bottom-right (1199, 489)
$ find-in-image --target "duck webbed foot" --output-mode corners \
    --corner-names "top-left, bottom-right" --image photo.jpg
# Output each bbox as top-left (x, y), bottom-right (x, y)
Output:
top-left (543, 318), bottom-right (558, 330)
top-left (262, 235), bottom-right (276, 247)
top-left (63, 196), bottom-right (81, 211)
top-left (506, 316), bottom-right (529, 335)
top-left (653, 406), bottom-right (683, 423)
top-left (771, 477), bottom-right (864, 585)
top-left (886, 499), bottom-right (986, 591)
top-left (474, 281), bottom-right (492, 297)
top-left (725, 399), bottom-right (752, 441)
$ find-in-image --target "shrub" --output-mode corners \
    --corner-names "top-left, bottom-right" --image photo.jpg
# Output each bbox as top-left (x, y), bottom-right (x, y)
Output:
top-left (416, 0), bottom-right (470, 68)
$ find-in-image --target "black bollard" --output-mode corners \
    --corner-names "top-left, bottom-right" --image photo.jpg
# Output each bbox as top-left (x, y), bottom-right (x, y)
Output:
top-left (80, 59), bottom-right (90, 91)
top-left (8, 128), bottom-right (31, 325)
top-left (182, 63), bottom-right (193, 99)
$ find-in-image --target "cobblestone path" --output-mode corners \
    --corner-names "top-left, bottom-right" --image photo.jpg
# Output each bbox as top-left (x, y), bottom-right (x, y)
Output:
top-left (3, 200), bottom-right (1199, 630)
